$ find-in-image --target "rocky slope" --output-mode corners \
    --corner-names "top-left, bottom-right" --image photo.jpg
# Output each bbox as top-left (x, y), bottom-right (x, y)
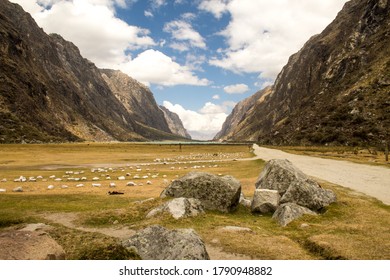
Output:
top-left (0, 0), bottom-right (187, 143)
top-left (159, 106), bottom-right (191, 139)
top-left (214, 86), bottom-right (272, 141)
top-left (215, 0), bottom-right (390, 146)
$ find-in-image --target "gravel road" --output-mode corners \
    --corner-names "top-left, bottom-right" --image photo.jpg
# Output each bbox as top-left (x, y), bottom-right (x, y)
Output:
top-left (252, 145), bottom-right (390, 205)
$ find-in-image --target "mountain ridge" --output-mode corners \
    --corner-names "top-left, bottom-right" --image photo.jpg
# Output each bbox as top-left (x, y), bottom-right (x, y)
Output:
top-left (215, 0), bottom-right (389, 146)
top-left (0, 0), bottom-right (190, 143)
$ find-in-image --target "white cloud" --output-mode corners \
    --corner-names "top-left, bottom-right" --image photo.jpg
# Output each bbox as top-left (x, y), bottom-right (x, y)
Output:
top-left (212, 95), bottom-right (220, 100)
top-left (164, 20), bottom-right (206, 50)
top-left (144, 10), bottom-right (154, 17)
top-left (119, 50), bottom-right (210, 87)
top-left (163, 101), bottom-right (229, 140)
top-left (223, 83), bottom-right (249, 94)
top-left (208, 0), bottom-right (348, 80)
top-left (198, 0), bottom-right (230, 19)
top-left (151, 0), bottom-right (166, 9)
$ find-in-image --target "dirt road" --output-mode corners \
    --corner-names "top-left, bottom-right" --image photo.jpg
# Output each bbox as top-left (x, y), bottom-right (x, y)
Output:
top-left (252, 145), bottom-right (390, 205)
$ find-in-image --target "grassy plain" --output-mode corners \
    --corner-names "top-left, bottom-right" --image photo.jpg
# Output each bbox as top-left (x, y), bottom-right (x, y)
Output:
top-left (0, 143), bottom-right (389, 260)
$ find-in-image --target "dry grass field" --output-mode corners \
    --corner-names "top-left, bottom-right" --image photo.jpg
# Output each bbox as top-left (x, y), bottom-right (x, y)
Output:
top-left (0, 143), bottom-right (389, 260)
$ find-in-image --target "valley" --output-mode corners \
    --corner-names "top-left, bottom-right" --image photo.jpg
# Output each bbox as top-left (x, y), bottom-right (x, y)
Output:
top-left (0, 143), bottom-right (389, 260)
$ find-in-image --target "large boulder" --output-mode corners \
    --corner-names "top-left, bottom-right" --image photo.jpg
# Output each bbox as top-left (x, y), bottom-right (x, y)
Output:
top-left (272, 203), bottom-right (317, 227)
top-left (256, 159), bottom-right (336, 210)
top-left (256, 159), bottom-right (315, 194)
top-left (281, 182), bottom-right (337, 211)
top-left (161, 172), bottom-right (241, 213)
top-left (251, 189), bottom-right (280, 214)
top-left (0, 223), bottom-right (65, 260)
top-left (122, 225), bottom-right (209, 260)
top-left (146, 198), bottom-right (205, 219)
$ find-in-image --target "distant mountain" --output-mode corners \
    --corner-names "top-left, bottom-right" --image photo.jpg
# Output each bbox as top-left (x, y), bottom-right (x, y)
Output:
top-left (215, 0), bottom-right (389, 146)
top-left (0, 0), bottom-right (188, 143)
top-left (214, 86), bottom-right (272, 141)
top-left (159, 106), bottom-right (191, 139)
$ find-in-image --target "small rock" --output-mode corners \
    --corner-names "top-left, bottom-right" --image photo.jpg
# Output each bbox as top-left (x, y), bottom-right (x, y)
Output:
top-left (272, 203), bottom-right (317, 227)
top-left (47, 185), bottom-right (54, 190)
top-left (0, 188), bottom-right (6, 193)
top-left (147, 198), bottom-right (204, 220)
top-left (220, 226), bottom-right (252, 232)
top-left (251, 189), bottom-right (280, 214)
top-left (13, 186), bottom-right (23, 192)
top-left (126, 181), bottom-right (137, 186)
top-left (118, 176), bottom-right (126, 180)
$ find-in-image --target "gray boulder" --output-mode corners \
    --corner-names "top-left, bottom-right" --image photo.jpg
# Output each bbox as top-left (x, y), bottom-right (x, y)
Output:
top-left (256, 159), bottom-right (336, 210)
top-left (256, 159), bottom-right (314, 195)
top-left (161, 172), bottom-right (241, 213)
top-left (122, 225), bottom-right (209, 260)
top-left (251, 189), bottom-right (280, 214)
top-left (281, 182), bottom-right (337, 211)
top-left (272, 203), bottom-right (317, 227)
top-left (146, 198), bottom-right (205, 219)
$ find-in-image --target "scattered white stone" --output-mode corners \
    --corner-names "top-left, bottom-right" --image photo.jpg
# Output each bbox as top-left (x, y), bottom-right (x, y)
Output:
top-left (76, 184), bottom-right (84, 188)
top-left (126, 173), bottom-right (131, 176)
top-left (162, 175), bottom-right (167, 178)
top-left (136, 168), bottom-right (142, 172)
top-left (47, 185), bottom-right (55, 190)
top-left (138, 183), bottom-right (143, 186)
top-left (92, 177), bottom-right (100, 181)
top-left (133, 175), bottom-right (140, 179)
top-left (109, 183), bottom-right (116, 188)
top-left (106, 177), bottom-right (111, 180)
top-left (1, 178), bottom-right (7, 182)
top-left (81, 177), bottom-right (87, 181)
top-left (118, 176), bottom-right (126, 180)
top-left (36, 176), bottom-right (43, 179)
top-left (142, 175), bottom-right (149, 179)
top-left (0, 188), bottom-right (6, 193)
top-left (92, 183), bottom-right (101, 187)
top-left (13, 186), bottom-right (23, 192)
top-left (146, 181), bottom-right (152, 185)
top-left (126, 181), bottom-right (137, 186)
top-left (54, 178), bottom-right (62, 182)
top-left (61, 185), bottom-right (69, 189)
top-left (49, 175), bottom-right (56, 179)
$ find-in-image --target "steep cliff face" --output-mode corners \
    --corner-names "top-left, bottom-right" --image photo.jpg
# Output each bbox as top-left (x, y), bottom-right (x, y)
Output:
top-left (159, 106), bottom-right (191, 139)
top-left (0, 0), bottom-right (187, 143)
top-left (100, 69), bottom-right (172, 134)
top-left (216, 0), bottom-right (390, 146)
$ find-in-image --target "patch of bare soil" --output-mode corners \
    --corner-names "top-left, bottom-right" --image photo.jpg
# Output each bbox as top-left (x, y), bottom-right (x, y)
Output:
top-left (0, 224), bottom-right (65, 260)
top-left (41, 213), bottom-right (136, 240)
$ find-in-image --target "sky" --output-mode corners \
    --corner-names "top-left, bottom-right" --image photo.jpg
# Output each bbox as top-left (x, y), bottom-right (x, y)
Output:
top-left (12, 0), bottom-right (348, 140)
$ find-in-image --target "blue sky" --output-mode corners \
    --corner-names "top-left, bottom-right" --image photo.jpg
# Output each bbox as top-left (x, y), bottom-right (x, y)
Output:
top-left (12, 0), bottom-right (347, 139)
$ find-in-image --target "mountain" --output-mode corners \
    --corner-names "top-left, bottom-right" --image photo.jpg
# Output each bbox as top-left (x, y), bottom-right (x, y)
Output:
top-left (215, 0), bottom-right (390, 146)
top-left (159, 106), bottom-right (191, 139)
top-left (213, 86), bottom-right (272, 141)
top-left (0, 0), bottom-right (188, 143)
